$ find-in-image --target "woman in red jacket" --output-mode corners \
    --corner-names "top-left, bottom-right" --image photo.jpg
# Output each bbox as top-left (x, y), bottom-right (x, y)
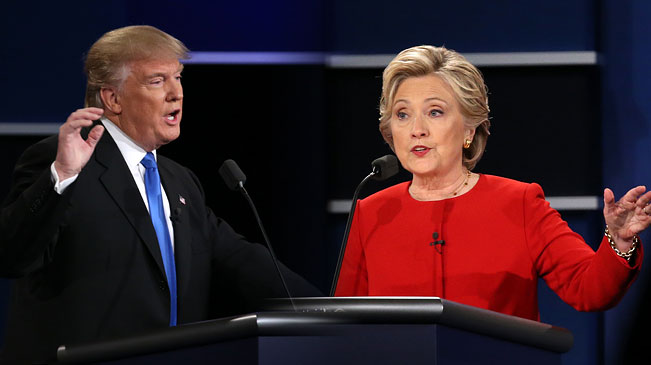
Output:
top-left (334, 45), bottom-right (651, 321)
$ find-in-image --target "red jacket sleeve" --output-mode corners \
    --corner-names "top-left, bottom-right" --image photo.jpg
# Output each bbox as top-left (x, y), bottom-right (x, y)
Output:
top-left (524, 183), bottom-right (642, 311)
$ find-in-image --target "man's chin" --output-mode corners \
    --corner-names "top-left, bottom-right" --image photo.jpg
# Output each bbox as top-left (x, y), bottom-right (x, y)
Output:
top-left (149, 130), bottom-right (180, 151)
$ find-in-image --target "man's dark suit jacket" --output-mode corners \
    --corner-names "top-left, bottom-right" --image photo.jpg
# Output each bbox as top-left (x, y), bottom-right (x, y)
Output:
top-left (0, 125), bottom-right (319, 363)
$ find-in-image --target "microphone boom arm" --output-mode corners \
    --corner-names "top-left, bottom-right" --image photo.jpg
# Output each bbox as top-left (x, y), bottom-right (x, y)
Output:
top-left (239, 184), bottom-right (296, 311)
top-left (219, 160), bottom-right (296, 311)
top-left (329, 154), bottom-right (398, 296)
top-left (329, 171), bottom-right (376, 296)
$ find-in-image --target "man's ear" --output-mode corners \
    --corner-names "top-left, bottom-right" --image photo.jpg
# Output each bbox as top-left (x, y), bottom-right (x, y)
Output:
top-left (100, 87), bottom-right (122, 114)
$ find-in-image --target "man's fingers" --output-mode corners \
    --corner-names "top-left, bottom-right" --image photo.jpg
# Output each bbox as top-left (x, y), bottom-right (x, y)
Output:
top-left (72, 107), bottom-right (104, 118)
top-left (85, 107), bottom-right (104, 115)
top-left (62, 108), bottom-right (104, 131)
top-left (69, 108), bottom-right (103, 120)
top-left (86, 125), bottom-right (105, 148)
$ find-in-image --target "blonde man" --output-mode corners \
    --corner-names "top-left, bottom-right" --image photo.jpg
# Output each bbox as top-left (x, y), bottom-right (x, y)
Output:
top-left (0, 25), bottom-right (318, 364)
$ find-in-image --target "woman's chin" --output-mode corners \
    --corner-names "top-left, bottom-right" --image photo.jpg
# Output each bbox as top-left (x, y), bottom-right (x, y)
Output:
top-left (410, 168), bottom-right (441, 179)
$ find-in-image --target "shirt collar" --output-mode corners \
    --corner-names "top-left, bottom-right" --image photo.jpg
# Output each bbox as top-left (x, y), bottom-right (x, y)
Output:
top-left (101, 117), bottom-right (157, 167)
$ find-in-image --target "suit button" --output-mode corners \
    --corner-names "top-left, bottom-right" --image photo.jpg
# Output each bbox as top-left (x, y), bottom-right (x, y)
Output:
top-left (159, 280), bottom-right (167, 291)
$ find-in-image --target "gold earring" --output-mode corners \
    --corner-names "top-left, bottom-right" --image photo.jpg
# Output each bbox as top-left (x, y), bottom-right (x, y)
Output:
top-left (463, 139), bottom-right (472, 149)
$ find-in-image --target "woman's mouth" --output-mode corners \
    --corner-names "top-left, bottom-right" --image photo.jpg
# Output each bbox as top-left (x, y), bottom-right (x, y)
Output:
top-left (411, 145), bottom-right (430, 156)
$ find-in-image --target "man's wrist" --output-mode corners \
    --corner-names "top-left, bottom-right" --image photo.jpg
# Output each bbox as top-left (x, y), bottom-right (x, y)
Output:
top-left (50, 162), bottom-right (78, 194)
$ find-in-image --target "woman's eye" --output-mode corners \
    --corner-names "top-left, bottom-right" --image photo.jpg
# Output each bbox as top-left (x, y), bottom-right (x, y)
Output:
top-left (429, 109), bottom-right (443, 117)
top-left (397, 111), bottom-right (408, 120)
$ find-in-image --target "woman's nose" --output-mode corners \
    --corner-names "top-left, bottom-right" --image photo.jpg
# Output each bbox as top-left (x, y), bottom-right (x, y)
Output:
top-left (411, 115), bottom-right (429, 138)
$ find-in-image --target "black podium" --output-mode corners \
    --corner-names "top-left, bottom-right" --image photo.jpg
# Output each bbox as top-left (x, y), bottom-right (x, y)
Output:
top-left (56, 297), bottom-right (573, 364)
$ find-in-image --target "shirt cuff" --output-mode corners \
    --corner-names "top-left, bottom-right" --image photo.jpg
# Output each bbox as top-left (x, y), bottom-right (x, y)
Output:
top-left (50, 162), bottom-right (78, 194)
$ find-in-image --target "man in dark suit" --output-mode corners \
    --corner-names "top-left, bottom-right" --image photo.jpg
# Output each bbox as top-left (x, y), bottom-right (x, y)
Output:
top-left (0, 25), bottom-right (318, 364)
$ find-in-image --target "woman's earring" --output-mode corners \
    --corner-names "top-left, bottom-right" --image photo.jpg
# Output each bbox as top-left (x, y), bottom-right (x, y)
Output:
top-left (463, 139), bottom-right (472, 149)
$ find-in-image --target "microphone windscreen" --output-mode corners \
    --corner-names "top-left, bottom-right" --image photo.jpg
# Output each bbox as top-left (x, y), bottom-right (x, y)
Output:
top-left (219, 159), bottom-right (247, 191)
top-left (371, 155), bottom-right (399, 181)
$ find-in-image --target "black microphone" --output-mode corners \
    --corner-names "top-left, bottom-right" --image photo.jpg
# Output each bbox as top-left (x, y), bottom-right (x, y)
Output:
top-left (218, 159), bottom-right (296, 311)
top-left (219, 159), bottom-right (247, 191)
top-left (430, 232), bottom-right (445, 253)
top-left (371, 154), bottom-right (400, 181)
top-left (329, 154), bottom-right (399, 296)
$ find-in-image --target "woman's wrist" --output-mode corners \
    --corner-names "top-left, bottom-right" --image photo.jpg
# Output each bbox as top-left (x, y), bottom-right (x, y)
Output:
top-left (605, 225), bottom-right (638, 261)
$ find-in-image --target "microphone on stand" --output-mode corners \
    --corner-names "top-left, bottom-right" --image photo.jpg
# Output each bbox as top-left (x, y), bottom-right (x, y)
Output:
top-left (219, 159), bottom-right (296, 311)
top-left (329, 154), bottom-right (399, 296)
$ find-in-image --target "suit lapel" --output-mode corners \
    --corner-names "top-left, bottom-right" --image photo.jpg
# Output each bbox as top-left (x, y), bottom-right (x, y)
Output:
top-left (158, 159), bottom-right (193, 301)
top-left (93, 130), bottom-right (167, 277)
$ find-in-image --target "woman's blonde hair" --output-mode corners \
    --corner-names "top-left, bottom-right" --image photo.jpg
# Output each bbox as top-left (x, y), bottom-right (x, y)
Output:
top-left (84, 25), bottom-right (189, 108)
top-left (379, 45), bottom-right (491, 170)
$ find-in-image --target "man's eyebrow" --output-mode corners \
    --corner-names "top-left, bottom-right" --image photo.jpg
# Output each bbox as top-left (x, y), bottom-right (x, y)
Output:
top-left (143, 72), bottom-right (167, 80)
top-left (144, 68), bottom-right (183, 79)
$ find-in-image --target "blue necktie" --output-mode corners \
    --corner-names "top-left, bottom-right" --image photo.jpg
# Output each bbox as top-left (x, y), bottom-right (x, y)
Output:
top-left (141, 152), bottom-right (177, 326)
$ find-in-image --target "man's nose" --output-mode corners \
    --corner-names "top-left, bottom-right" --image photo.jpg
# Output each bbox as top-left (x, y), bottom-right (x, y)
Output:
top-left (167, 81), bottom-right (183, 101)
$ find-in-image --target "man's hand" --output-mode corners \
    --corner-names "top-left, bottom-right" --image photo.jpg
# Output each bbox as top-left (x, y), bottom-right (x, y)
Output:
top-left (54, 107), bottom-right (105, 181)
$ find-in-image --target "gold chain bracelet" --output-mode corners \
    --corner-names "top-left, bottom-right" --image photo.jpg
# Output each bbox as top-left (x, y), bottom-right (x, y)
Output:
top-left (605, 225), bottom-right (638, 261)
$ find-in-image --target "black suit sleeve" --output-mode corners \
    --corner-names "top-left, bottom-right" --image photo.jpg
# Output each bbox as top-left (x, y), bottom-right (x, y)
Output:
top-left (0, 135), bottom-right (71, 277)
